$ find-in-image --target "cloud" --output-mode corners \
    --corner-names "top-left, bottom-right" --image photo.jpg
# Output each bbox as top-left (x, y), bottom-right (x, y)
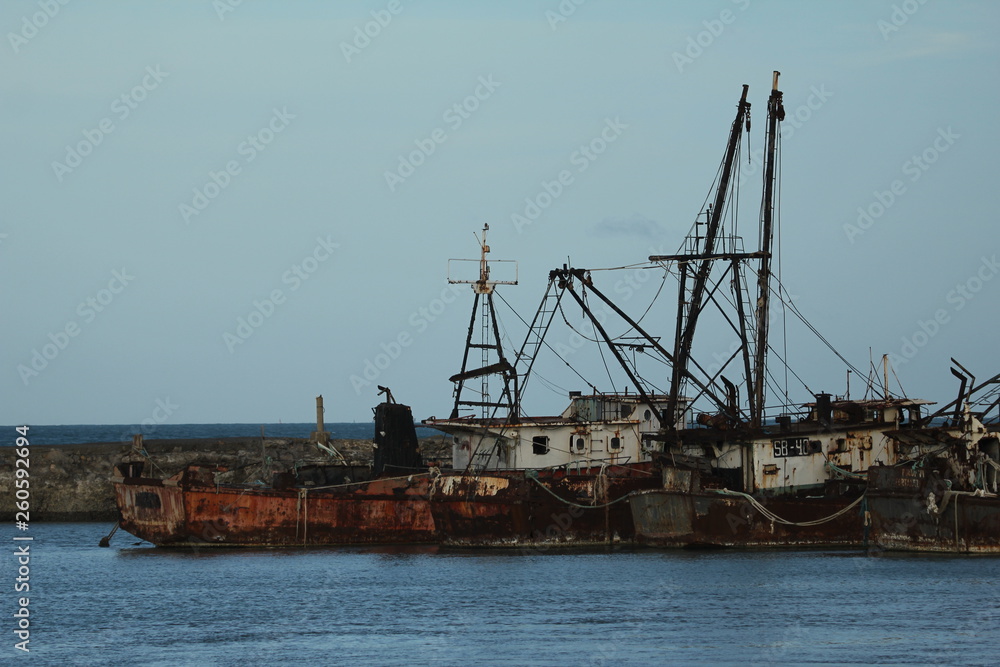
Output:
top-left (886, 30), bottom-right (979, 60)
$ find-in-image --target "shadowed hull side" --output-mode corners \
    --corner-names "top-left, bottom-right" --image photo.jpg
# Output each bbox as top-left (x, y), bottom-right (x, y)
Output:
top-left (629, 488), bottom-right (866, 549)
top-left (429, 468), bottom-right (659, 548)
top-left (866, 466), bottom-right (1000, 554)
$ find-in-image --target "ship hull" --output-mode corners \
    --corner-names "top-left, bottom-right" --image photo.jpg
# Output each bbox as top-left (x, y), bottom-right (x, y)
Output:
top-left (428, 466), bottom-right (659, 548)
top-left (113, 466), bottom-right (436, 547)
top-left (866, 466), bottom-right (1000, 554)
top-left (629, 487), bottom-right (866, 549)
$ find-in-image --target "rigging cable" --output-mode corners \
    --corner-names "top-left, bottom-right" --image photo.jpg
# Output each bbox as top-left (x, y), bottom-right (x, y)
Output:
top-left (582, 289), bottom-right (619, 393)
top-left (776, 129), bottom-right (791, 409)
top-left (494, 289), bottom-right (596, 398)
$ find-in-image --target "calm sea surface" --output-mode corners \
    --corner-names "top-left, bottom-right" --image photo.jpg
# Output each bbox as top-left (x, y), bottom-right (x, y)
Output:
top-left (0, 423), bottom-right (439, 446)
top-left (11, 524), bottom-right (999, 666)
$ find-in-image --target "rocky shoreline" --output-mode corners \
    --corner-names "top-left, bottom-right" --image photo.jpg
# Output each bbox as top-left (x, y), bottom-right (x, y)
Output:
top-left (0, 435), bottom-right (452, 522)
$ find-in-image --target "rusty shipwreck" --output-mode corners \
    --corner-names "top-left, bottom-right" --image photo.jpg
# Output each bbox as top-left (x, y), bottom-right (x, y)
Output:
top-left (865, 366), bottom-right (1000, 554)
top-left (111, 72), bottom-right (995, 551)
top-left (422, 72), bottom-right (945, 549)
top-left (622, 73), bottom-right (997, 549)
top-left (420, 224), bottom-right (673, 547)
top-left (111, 395), bottom-right (436, 547)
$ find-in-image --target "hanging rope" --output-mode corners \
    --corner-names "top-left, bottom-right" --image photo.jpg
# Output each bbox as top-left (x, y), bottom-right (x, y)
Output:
top-left (708, 488), bottom-right (866, 527)
top-left (525, 470), bottom-right (633, 509)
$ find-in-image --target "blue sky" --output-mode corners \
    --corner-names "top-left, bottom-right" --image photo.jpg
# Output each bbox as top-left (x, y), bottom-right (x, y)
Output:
top-left (2, 0), bottom-right (998, 425)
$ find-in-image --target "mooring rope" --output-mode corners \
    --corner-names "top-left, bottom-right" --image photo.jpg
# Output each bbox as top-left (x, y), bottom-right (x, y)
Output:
top-left (525, 471), bottom-right (632, 509)
top-left (709, 488), bottom-right (867, 527)
top-left (98, 521), bottom-right (120, 547)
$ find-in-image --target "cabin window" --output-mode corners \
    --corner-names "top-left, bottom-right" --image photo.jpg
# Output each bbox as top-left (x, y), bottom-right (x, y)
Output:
top-left (609, 437), bottom-right (622, 452)
top-left (532, 436), bottom-right (549, 455)
top-left (619, 404), bottom-right (633, 418)
top-left (643, 409), bottom-right (652, 421)
top-left (572, 437), bottom-right (586, 453)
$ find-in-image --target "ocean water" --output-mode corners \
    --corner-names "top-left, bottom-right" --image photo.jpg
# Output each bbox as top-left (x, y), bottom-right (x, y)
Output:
top-left (13, 523), bottom-right (1000, 666)
top-left (0, 423), bottom-right (440, 446)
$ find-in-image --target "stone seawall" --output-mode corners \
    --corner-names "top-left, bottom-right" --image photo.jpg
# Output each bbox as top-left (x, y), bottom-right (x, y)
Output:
top-left (0, 436), bottom-right (451, 522)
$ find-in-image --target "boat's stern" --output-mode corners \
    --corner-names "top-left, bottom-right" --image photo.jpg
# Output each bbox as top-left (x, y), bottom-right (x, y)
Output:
top-left (111, 462), bottom-right (187, 546)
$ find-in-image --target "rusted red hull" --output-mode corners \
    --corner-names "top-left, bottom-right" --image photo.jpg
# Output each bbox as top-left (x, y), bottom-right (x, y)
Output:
top-left (629, 488), bottom-right (866, 548)
top-left (113, 466), bottom-right (436, 547)
top-left (114, 463), bottom-right (663, 548)
top-left (866, 466), bottom-right (1000, 554)
top-left (429, 466), bottom-right (659, 548)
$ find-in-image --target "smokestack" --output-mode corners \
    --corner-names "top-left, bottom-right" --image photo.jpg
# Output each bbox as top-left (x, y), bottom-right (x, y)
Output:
top-left (815, 393), bottom-right (832, 426)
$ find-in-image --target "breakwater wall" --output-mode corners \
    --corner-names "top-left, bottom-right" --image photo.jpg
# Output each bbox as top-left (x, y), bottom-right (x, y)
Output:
top-left (0, 436), bottom-right (451, 522)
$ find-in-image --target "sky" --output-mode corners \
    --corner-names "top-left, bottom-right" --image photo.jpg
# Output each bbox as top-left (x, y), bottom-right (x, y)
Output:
top-left (2, 0), bottom-right (998, 426)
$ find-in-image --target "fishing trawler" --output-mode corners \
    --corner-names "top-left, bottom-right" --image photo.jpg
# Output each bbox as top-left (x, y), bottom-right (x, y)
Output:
top-left (624, 72), bottom-right (963, 548)
top-left (421, 226), bottom-right (676, 547)
top-left (423, 72), bottom-right (936, 549)
top-left (111, 72), bottom-right (974, 551)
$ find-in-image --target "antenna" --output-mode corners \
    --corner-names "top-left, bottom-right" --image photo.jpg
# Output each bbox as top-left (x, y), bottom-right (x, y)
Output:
top-left (447, 225), bottom-right (519, 420)
top-left (448, 223), bottom-right (518, 291)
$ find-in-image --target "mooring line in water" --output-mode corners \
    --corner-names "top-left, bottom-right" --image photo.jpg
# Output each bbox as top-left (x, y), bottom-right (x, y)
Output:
top-left (98, 521), bottom-right (120, 547)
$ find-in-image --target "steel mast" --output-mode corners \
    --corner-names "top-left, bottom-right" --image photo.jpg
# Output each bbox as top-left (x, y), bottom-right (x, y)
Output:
top-left (751, 71), bottom-right (785, 427)
top-left (656, 84), bottom-right (751, 431)
top-left (448, 224), bottom-right (519, 420)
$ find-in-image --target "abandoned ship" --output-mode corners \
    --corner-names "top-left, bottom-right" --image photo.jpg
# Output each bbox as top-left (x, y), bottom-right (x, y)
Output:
top-left (111, 72), bottom-right (998, 551)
